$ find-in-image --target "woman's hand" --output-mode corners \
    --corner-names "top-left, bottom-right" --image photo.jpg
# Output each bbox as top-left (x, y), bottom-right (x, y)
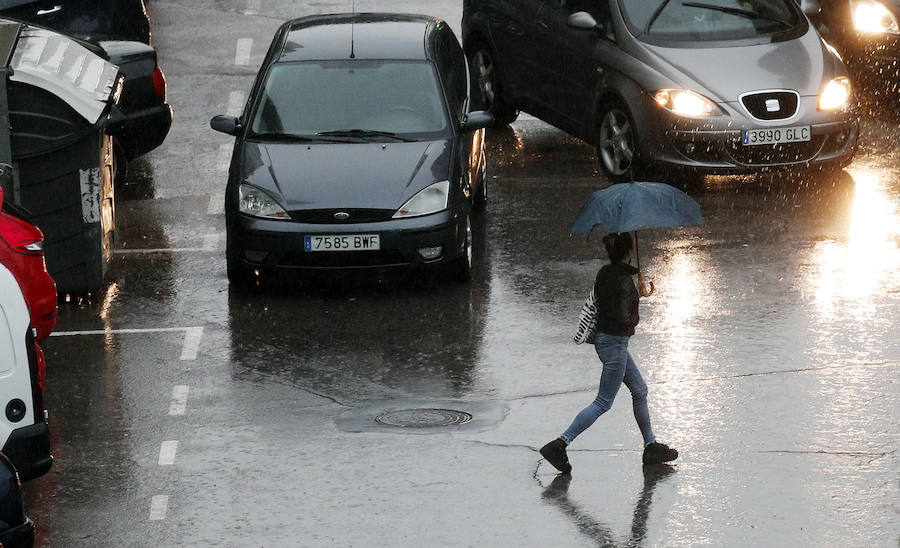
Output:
top-left (638, 271), bottom-right (655, 297)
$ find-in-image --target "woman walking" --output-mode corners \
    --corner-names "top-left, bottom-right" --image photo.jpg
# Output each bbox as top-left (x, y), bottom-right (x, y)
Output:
top-left (540, 232), bottom-right (677, 474)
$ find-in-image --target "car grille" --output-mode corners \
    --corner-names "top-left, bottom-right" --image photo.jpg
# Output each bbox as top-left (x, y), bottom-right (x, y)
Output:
top-left (740, 91), bottom-right (799, 121)
top-left (278, 250), bottom-right (408, 269)
top-left (288, 209), bottom-right (395, 224)
top-left (726, 136), bottom-right (825, 165)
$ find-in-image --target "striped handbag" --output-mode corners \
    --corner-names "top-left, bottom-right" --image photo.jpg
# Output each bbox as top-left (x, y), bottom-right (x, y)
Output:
top-left (573, 287), bottom-right (598, 345)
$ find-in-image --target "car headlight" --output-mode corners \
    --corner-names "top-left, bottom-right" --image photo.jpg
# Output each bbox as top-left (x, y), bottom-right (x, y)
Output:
top-left (392, 181), bottom-right (450, 219)
top-left (238, 184), bottom-right (289, 219)
top-left (850, 0), bottom-right (900, 34)
top-left (653, 89), bottom-right (722, 117)
top-left (819, 77), bottom-right (852, 110)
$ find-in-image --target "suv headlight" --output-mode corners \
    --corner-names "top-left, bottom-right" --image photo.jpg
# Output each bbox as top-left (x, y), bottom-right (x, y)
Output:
top-left (850, 0), bottom-right (900, 34)
top-left (653, 89), bottom-right (722, 117)
top-left (238, 184), bottom-right (289, 219)
top-left (393, 181), bottom-right (450, 219)
top-left (819, 77), bottom-right (852, 110)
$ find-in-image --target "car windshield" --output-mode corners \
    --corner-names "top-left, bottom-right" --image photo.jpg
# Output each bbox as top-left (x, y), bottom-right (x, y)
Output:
top-left (620, 0), bottom-right (802, 43)
top-left (249, 60), bottom-right (450, 141)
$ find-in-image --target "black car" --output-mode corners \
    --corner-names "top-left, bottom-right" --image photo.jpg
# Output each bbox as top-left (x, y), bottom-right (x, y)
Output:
top-left (809, 0), bottom-right (900, 98)
top-left (211, 13), bottom-right (493, 286)
top-left (0, 453), bottom-right (34, 548)
top-left (0, 0), bottom-right (171, 165)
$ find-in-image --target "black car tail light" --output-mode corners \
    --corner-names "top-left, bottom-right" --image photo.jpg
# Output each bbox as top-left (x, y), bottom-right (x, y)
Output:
top-left (152, 66), bottom-right (167, 99)
top-left (24, 327), bottom-right (45, 424)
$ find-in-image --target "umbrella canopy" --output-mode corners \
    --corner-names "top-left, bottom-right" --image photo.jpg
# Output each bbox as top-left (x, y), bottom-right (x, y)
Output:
top-left (570, 182), bottom-right (703, 235)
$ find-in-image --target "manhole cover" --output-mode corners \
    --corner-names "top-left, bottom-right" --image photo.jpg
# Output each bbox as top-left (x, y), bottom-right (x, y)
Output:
top-left (375, 408), bottom-right (473, 428)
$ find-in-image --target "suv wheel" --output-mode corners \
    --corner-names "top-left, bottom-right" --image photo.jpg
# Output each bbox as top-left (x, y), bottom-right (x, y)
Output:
top-left (597, 99), bottom-right (642, 182)
top-left (450, 215), bottom-right (473, 282)
top-left (468, 42), bottom-right (519, 125)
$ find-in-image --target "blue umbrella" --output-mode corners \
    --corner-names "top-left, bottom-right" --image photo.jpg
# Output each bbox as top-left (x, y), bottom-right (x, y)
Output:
top-left (570, 181), bottom-right (703, 235)
top-left (570, 182), bottom-right (703, 297)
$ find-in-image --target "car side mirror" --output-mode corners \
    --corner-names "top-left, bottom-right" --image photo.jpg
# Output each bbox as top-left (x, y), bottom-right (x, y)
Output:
top-left (460, 111), bottom-right (494, 132)
top-left (567, 11), bottom-right (601, 33)
top-left (799, 0), bottom-right (821, 15)
top-left (210, 114), bottom-right (242, 136)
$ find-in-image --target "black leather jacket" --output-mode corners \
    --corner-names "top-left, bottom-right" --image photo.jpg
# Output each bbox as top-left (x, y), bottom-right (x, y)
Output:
top-left (593, 261), bottom-right (640, 337)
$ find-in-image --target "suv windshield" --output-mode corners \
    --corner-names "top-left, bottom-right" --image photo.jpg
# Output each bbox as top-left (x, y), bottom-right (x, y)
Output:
top-left (620, 0), bottom-right (802, 43)
top-left (250, 60), bottom-right (449, 141)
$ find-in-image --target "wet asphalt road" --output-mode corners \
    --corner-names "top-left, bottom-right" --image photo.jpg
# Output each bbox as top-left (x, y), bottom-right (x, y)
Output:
top-left (21, 1), bottom-right (900, 546)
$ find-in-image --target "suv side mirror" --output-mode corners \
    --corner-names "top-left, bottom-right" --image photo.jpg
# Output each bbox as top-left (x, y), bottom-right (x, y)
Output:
top-left (460, 111), bottom-right (495, 132)
top-left (210, 114), bottom-right (241, 136)
top-left (799, 0), bottom-right (821, 15)
top-left (567, 11), bottom-right (601, 33)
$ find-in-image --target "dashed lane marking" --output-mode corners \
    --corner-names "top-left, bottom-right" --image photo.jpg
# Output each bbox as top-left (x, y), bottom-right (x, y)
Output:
top-left (180, 327), bottom-right (204, 361)
top-left (245, 0), bottom-right (261, 15)
top-left (169, 386), bottom-right (189, 416)
top-left (207, 192), bottom-right (225, 215)
top-left (159, 441), bottom-right (178, 466)
top-left (227, 90), bottom-right (244, 116)
top-left (235, 38), bottom-right (252, 65)
top-left (149, 495), bottom-right (169, 521)
top-left (112, 234), bottom-right (221, 254)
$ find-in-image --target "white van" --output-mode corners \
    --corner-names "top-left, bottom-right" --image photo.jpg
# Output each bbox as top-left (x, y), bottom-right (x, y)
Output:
top-left (0, 263), bottom-right (51, 481)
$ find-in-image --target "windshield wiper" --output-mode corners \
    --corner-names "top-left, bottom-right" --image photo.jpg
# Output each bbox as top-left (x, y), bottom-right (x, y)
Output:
top-left (317, 129), bottom-right (415, 142)
top-left (681, 2), bottom-right (792, 28)
top-left (251, 132), bottom-right (353, 143)
top-left (646, 0), bottom-right (673, 33)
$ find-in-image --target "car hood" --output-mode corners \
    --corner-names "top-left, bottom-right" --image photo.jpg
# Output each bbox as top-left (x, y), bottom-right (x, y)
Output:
top-left (240, 140), bottom-right (452, 211)
top-left (641, 28), bottom-right (835, 101)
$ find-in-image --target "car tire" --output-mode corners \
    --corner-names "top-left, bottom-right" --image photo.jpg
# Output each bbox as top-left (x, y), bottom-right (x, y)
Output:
top-left (596, 99), bottom-right (644, 183)
top-left (468, 41), bottom-right (519, 126)
top-left (226, 237), bottom-right (256, 290)
top-left (450, 215), bottom-right (473, 282)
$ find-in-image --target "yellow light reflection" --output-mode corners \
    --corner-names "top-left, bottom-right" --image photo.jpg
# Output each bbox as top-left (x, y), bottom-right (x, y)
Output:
top-left (813, 168), bottom-right (900, 318)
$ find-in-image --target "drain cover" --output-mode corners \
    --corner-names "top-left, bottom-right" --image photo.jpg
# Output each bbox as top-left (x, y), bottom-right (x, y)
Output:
top-left (375, 408), bottom-right (473, 428)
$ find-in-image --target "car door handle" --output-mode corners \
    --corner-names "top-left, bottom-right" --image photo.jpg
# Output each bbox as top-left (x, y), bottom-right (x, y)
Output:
top-left (537, 21), bottom-right (549, 31)
top-left (36, 5), bottom-right (62, 16)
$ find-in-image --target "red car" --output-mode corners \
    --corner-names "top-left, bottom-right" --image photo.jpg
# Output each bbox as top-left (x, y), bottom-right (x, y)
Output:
top-left (0, 187), bottom-right (57, 342)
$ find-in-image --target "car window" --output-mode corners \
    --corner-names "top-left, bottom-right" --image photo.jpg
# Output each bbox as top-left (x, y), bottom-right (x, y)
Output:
top-left (434, 25), bottom-right (467, 121)
top-left (250, 60), bottom-right (450, 139)
top-left (544, 0), bottom-right (617, 41)
top-left (619, 0), bottom-right (802, 43)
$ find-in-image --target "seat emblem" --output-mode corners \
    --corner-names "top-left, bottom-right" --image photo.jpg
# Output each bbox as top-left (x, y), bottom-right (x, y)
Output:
top-left (334, 212), bottom-right (350, 220)
top-left (765, 98), bottom-right (780, 112)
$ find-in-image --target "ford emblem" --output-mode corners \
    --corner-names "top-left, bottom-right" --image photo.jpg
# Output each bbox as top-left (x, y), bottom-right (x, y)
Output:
top-left (334, 212), bottom-right (350, 220)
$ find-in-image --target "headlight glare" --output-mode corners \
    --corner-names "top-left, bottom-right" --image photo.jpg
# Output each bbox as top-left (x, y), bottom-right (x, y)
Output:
top-left (653, 89), bottom-right (721, 117)
top-left (850, 0), bottom-right (900, 34)
top-left (238, 184), bottom-right (289, 219)
top-left (819, 77), bottom-right (852, 110)
top-left (393, 181), bottom-right (450, 219)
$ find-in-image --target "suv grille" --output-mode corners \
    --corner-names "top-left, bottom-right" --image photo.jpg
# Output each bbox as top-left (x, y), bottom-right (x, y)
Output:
top-left (740, 91), bottom-right (799, 120)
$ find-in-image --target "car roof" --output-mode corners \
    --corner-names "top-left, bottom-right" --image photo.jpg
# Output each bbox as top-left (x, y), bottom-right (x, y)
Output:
top-left (277, 13), bottom-right (441, 62)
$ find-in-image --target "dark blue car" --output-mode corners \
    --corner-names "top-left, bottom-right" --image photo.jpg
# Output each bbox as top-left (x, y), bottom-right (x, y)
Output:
top-left (211, 13), bottom-right (494, 287)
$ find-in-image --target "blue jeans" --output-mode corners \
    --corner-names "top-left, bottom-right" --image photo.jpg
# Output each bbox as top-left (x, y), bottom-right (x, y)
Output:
top-left (561, 333), bottom-right (656, 446)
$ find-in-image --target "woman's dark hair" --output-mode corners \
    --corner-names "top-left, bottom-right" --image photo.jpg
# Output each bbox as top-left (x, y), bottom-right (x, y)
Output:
top-left (602, 232), bottom-right (633, 262)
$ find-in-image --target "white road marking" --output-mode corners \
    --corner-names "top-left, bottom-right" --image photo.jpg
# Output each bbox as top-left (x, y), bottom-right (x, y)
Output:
top-left (235, 38), bottom-right (253, 65)
top-left (217, 142), bottom-right (232, 168)
top-left (51, 327), bottom-right (198, 337)
top-left (180, 327), bottom-right (204, 360)
top-left (227, 90), bottom-right (244, 116)
top-left (245, 0), bottom-right (261, 16)
top-left (112, 234), bottom-right (221, 254)
top-left (159, 441), bottom-right (178, 466)
top-left (169, 385), bottom-right (189, 416)
top-left (149, 495), bottom-right (169, 520)
top-left (207, 192), bottom-right (225, 215)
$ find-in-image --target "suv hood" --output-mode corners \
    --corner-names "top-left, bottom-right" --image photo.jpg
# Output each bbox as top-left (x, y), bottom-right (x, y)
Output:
top-left (641, 28), bottom-right (835, 101)
top-left (241, 140), bottom-right (452, 211)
